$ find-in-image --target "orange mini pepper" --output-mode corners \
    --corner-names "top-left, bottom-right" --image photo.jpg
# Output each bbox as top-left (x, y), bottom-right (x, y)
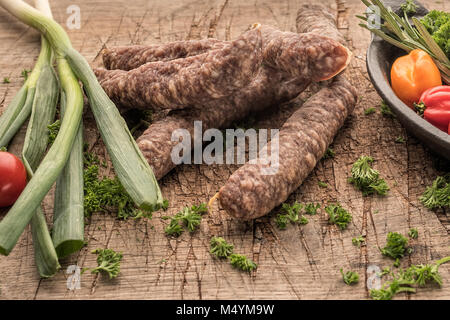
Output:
top-left (391, 49), bottom-right (442, 108)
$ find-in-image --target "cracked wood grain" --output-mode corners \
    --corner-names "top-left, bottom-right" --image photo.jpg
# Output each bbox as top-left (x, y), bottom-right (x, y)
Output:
top-left (0, 0), bottom-right (449, 300)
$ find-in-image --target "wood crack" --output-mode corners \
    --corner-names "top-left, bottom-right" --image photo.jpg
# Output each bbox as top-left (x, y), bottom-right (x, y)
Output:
top-left (208, 0), bottom-right (229, 38)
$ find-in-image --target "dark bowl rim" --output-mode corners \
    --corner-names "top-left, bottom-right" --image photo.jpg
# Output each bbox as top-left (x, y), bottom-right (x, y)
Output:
top-left (366, 36), bottom-right (450, 158)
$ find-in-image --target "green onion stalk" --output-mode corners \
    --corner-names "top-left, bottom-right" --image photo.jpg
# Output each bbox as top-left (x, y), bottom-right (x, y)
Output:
top-left (33, 0), bottom-right (84, 264)
top-left (0, 56), bottom-right (83, 257)
top-left (0, 0), bottom-right (163, 209)
top-left (0, 20), bottom-right (51, 147)
top-left (50, 58), bottom-right (84, 258)
top-left (34, 0), bottom-right (84, 261)
top-left (22, 24), bottom-right (61, 276)
top-left (0, 0), bottom-right (163, 256)
top-left (0, 0), bottom-right (83, 256)
top-left (52, 90), bottom-right (85, 259)
top-left (0, 0), bottom-right (61, 275)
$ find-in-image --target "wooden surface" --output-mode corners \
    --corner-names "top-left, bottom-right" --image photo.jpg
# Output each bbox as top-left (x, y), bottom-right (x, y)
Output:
top-left (0, 0), bottom-right (449, 300)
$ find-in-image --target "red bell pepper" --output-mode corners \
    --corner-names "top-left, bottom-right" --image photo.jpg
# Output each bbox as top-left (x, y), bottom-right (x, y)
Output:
top-left (419, 86), bottom-right (450, 134)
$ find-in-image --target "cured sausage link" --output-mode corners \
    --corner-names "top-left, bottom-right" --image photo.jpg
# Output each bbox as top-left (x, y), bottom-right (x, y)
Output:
top-left (95, 27), bottom-right (350, 111)
top-left (218, 75), bottom-right (357, 220)
top-left (132, 23), bottom-right (351, 180)
top-left (101, 24), bottom-right (350, 80)
top-left (137, 67), bottom-right (310, 180)
top-left (260, 26), bottom-right (350, 81)
top-left (103, 39), bottom-right (226, 71)
top-left (94, 27), bottom-right (263, 110)
top-left (296, 4), bottom-right (346, 45)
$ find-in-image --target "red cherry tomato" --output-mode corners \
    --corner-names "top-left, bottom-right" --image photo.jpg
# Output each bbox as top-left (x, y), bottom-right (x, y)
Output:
top-left (0, 150), bottom-right (27, 207)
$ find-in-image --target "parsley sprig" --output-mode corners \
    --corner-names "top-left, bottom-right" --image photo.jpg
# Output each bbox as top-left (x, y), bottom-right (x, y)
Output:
top-left (323, 148), bottom-right (336, 159)
top-left (352, 235), bottom-right (365, 247)
top-left (325, 203), bottom-right (352, 230)
top-left (275, 202), bottom-right (309, 229)
top-left (21, 69), bottom-right (31, 81)
top-left (47, 119), bottom-right (60, 145)
top-left (164, 218), bottom-right (184, 237)
top-left (83, 147), bottom-right (167, 219)
top-left (348, 156), bottom-right (389, 196)
top-left (209, 237), bottom-right (257, 273)
top-left (380, 101), bottom-right (396, 118)
top-left (380, 232), bottom-right (409, 260)
top-left (419, 175), bottom-right (450, 209)
top-left (275, 214), bottom-right (289, 230)
top-left (370, 256), bottom-right (450, 300)
top-left (91, 248), bottom-right (123, 279)
top-left (210, 237), bottom-right (234, 258)
top-left (408, 228), bottom-right (418, 239)
top-left (318, 181), bottom-right (328, 188)
top-left (229, 254), bottom-right (257, 272)
top-left (340, 269), bottom-right (359, 285)
top-left (164, 203), bottom-right (207, 236)
top-left (305, 203), bottom-right (320, 215)
top-left (364, 107), bottom-right (376, 115)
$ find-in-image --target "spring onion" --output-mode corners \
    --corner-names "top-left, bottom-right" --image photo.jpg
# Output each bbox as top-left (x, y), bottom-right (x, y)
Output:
top-left (0, 47), bottom-right (84, 256)
top-left (52, 92), bottom-right (84, 259)
top-left (0, 0), bottom-right (163, 256)
top-left (46, 0), bottom-right (84, 261)
top-left (0, 0), bottom-right (60, 274)
top-left (0, 0), bottom-right (163, 210)
top-left (0, 33), bottom-right (50, 148)
top-left (21, 1), bottom-right (60, 276)
top-left (26, 74), bottom-right (61, 277)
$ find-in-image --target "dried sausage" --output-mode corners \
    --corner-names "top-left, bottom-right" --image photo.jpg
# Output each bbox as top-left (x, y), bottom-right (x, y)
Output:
top-left (100, 24), bottom-right (351, 80)
top-left (135, 28), bottom-right (351, 179)
top-left (218, 4), bottom-right (356, 220)
top-left (94, 26), bottom-right (263, 109)
top-left (218, 75), bottom-right (357, 220)
top-left (103, 39), bottom-right (226, 71)
top-left (296, 4), bottom-right (346, 45)
top-left (137, 67), bottom-right (310, 179)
